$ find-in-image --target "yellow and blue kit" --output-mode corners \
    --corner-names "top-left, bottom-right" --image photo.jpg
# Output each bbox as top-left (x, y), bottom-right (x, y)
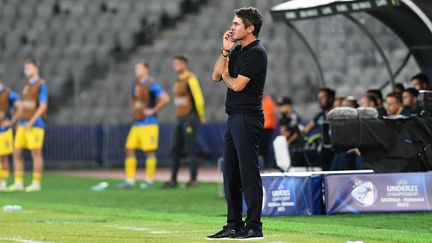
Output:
top-left (15, 78), bottom-right (48, 150)
top-left (0, 86), bottom-right (19, 156)
top-left (124, 76), bottom-right (165, 183)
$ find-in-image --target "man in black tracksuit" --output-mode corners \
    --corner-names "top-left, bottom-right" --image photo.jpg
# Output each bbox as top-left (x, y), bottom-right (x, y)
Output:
top-left (164, 55), bottom-right (206, 188)
top-left (208, 7), bottom-right (267, 240)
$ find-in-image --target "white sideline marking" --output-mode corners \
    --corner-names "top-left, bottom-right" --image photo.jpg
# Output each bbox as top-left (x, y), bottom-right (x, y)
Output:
top-left (0, 237), bottom-right (52, 243)
top-left (103, 224), bottom-right (207, 234)
top-left (103, 224), bottom-right (149, 231)
top-left (149, 231), bottom-right (170, 234)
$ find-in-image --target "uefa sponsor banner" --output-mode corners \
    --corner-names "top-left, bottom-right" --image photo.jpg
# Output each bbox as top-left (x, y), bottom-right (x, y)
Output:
top-left (243, 175), bottom-right (323, 216)
top-left (325, 172), bottom-right (432, 214)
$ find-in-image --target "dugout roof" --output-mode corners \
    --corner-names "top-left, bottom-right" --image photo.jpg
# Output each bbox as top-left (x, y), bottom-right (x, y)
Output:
top-left (271, 0), bottom-right (432, 88)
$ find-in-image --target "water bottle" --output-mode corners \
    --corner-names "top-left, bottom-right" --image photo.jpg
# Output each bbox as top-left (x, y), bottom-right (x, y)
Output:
top-left (91, 181), bottom-right (109, 191)
top-left (3, 205), bottom-right (23, 212)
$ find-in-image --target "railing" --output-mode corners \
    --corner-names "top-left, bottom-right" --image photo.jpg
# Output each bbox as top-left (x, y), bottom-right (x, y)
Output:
top-left (24, 123), bottom-right (226, 169)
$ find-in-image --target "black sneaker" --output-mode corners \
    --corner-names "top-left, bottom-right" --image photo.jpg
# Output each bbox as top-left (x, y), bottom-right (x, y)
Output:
top-left (206, 225), bottom-right (240, 240)
top-left (232, 226), bottom-right (263, 240)
top-left (162, 181), bottom-right (177, 189)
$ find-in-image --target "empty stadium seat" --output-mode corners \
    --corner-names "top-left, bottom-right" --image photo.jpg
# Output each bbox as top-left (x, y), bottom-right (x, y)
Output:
top-left (0, 0), bottom-right (420, 125)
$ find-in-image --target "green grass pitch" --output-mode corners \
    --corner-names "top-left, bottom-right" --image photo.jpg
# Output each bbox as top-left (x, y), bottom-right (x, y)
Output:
top-left (0, 174), bottom-right (431, 242)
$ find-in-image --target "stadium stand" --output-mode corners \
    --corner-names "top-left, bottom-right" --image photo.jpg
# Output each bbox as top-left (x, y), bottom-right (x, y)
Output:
top-left (0, 0), bottom-right (200, 122)
top-left (0, 0), bottom-right (420, 125)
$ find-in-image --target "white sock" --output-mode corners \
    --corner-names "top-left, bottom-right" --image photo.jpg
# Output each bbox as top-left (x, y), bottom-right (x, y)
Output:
top-left (145, 180), bottom-right (153, 185)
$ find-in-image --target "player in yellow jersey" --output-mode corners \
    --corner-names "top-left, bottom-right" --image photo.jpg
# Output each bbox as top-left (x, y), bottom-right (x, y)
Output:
top-left (8, 59), bottom-right (48, 192)
top-left (0, 71), bottom-right (22, 191)
top-left (117, 60), bottom-right (170, 189)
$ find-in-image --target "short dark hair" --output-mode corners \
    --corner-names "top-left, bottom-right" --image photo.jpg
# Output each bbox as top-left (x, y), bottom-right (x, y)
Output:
top-left (136, 59), bottom-right (149, 69)
top-left (403, 87), bottom-right (419, 98)
top-left (25, 58), bottom-right (39, 68)
top-left (365, 95), bottom-right (379, 107)
top-left (235, 7), bottom-right (263, 37)
top-left (366, 89), bottom-right (384, 103)
top-left (319, 87), bottom-right (336, 100)
top-left (394, 83), bottom-right (405, 92)
top-left (387, 92), bottom-right (402, 103)
top-left (277, 97), bottom-right (292, 106)
top-left (173, 55), bottom-right (188, 64)
top-left (411, 73), bottom-right (429, 85)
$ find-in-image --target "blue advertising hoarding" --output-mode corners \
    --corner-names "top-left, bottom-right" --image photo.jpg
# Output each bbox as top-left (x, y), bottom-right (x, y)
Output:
top-left (243, 174), bottom-right (323, 216)
top-left (325, 172), bottom-right (432, 214)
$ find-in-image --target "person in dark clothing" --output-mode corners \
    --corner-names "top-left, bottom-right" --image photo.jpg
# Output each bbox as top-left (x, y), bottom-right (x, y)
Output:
top-left (401, 88), bottom-right (419, 116)
top-left (411, 73), bottom-right (430, 91)
top-left (208, 7), bottom-right (266, 240)
top-left (277, 97), bottom-right (303, 148)
top-left (163, 55), bottom-right (206, 188)
top-left (303, 88), bottom-right (335, 171)
top-left (303, 88), bottom-right (335, 135)
top-left (366, 89), bottom-right (388, 117)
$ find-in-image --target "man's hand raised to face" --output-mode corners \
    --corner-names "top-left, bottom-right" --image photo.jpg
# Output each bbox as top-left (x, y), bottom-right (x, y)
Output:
top-left (223, 30), bottom-right (236, 51)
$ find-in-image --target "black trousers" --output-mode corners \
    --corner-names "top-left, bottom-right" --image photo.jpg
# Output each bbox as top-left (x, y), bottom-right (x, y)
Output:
top-left (223, 114), bottom-right (264, 229)
top-left (170, 113), bottom-right (199, 182)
